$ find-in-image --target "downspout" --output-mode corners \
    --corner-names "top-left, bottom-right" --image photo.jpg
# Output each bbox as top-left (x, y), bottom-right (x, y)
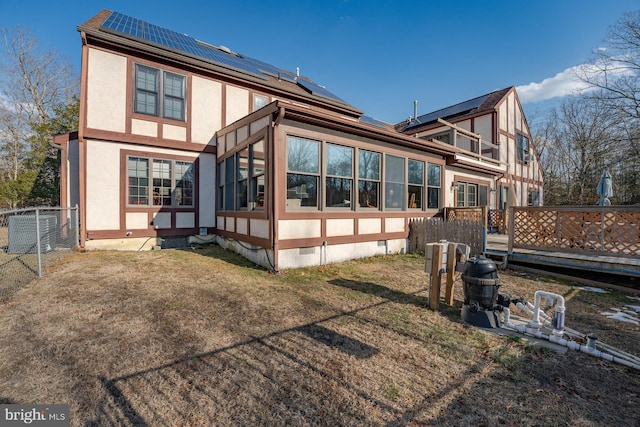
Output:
top-left (270, 106), bottom-right (285, 271)
top-left (78, 31), bottom-right (89, 248)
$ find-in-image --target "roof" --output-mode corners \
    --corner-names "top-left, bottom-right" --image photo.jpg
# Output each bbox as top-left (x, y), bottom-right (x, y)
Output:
top-left (399, 87), bottom-right (513, 132)
top-left (78, 10), bottom-right (362, 116)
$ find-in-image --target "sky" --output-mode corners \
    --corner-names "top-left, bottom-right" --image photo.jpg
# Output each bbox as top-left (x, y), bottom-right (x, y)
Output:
top-left (1, 0), bottom-right (638, 125)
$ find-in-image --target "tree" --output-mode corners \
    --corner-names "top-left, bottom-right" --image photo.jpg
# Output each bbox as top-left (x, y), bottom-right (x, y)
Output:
top-left (0, 26), bottom-right (78, 208)
top-left (533, 96), bottom-right (623, 205)
top-left (576, 10), bottom-right (640, 123)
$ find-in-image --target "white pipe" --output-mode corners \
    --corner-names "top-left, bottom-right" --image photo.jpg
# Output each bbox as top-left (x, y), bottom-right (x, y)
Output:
top-left (530, 291), bottom-right (565, 334)
top-left (500, 308), bottom-right (640, 371)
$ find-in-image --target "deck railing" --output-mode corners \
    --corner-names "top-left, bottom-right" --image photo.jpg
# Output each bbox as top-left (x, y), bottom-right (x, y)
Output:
top-left (508, 206), bottom-right (640, 258)
top-left (443, 206), bottom-right (488, 228)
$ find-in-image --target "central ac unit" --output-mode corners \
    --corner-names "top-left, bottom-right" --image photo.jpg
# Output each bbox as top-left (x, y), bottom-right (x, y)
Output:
top-left (7, 215), bottom-right (58, 254)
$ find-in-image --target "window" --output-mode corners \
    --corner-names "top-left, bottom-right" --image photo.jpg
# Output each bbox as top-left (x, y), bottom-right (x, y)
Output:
top-left (358, 150), bottom-right (380, 208)
top-left (408, 159), bottom-right (424, 209)
top-left (326, 144), bottom-right (353, 208)
top-left (287, 136), bottom-right (319, 207)
top-left (218, 138), bottom-right (267, 212)
top-left (236, 147), bottom-right (249, 210)
top-left (250, 139), bottom-right (266, 210)
top-left (153, 160), bottom-right (172, 206)
top-left (128, 157), bottom-right (149, 205)
top-left (431, 131), bottom-right (452, 145)
top-left (385, 155), bottom-right (405, 210)
top-left (127, 156), bottom-right (194, 207)
top-left (528, 190), bottom-right (540, 206)
top-left (517, 133), bottom-right (530, 162)
top-left (427, 164), bottom-right (441, 209)
top-left (456, 182), bottom-right (489, 207)
top-left (134, 64), bottom-right (186, 121)
top-left (253, 94), bottom-right (269, 111)
top-left (175, 161), bottom-right (194, 206)
top-left (224, 156), bottom-right (234, 211)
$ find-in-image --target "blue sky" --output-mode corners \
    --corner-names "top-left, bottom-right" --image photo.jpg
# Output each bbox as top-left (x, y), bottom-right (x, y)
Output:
top-left (1, 0), bottom-right (638, 124)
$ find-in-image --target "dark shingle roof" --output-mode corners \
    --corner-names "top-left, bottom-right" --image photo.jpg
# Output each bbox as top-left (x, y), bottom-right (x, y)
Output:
top-left (401, 87), bottom-right (512, 132)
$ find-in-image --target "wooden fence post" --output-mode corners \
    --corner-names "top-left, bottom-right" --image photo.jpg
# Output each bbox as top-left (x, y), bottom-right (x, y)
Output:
top-left (445, 242), bottom-right (457, 305)
top-left (429, 243), bottom-right (443, 310)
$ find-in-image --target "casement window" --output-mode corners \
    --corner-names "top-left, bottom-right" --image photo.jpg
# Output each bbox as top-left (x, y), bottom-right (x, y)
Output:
top-left (427, 164), bottom-right (441, 209)
top-left (134, 64), bottom-right (186, 121)
top-left (517, 133), bottom-right (530, 162)
top-left (326, 143), bottom-right (353, 208)
top-left (286, 136), bottom-right (320, 208)
top-left (408, 159), bottom-right (424, 209)
top-left (385, 154), bottom-right (405, 210)
top-left (127, 156), bottom-right (194, 207)
top-left (456, 182), bottom-right (488, 207)
top-left (358, 150), bottom-right (380, 208)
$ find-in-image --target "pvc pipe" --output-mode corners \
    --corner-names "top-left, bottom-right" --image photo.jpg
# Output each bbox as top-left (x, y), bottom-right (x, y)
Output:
top-left (530, 291), bottom-right (565, 335)
top-left (516, 301), bottom-right (552, 321)
top-left (500, 308), bottom-right (640, 371)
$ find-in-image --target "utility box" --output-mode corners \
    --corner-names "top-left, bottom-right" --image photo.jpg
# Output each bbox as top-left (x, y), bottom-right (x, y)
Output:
top-left (424, 241), bottom-right (448, 273)
top-left (7, 215), bottom-right (57, 254)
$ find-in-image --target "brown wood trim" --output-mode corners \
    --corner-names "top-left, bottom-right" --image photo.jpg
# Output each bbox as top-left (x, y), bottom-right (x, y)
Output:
top-left (216, 230), bottom-right (271, 248)
top-left (87, 228), bottom-right (200, 240)
top-left (83, 128), bottom-right (216, 154)
top-left (79, 138), bottom-right (87, 245)
top-left (276, 231), bottom-right (409, 250)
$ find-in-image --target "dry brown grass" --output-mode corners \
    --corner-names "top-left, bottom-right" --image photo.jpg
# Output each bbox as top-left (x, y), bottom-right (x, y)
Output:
top-left (0, 245), bottom-right (638, 426)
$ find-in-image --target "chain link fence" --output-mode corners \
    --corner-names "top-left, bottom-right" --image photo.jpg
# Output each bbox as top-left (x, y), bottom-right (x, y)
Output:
top-left (0, 206), bottom-right (79, 300)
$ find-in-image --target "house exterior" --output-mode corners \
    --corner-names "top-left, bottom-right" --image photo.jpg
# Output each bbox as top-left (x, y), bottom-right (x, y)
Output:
top-left (58, 10), bottom-right (543, 269)
top-left (396, 87), bottom-right (544, 210)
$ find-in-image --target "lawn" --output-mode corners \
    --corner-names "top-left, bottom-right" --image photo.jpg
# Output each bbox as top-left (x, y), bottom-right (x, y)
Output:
top-left (0, 245), bottom-right (638, 426)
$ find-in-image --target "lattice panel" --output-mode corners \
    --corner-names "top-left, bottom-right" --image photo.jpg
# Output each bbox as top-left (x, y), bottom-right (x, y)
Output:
top-left (512, 207), bottom-right (640, 257)
top-left (513, 210), bottom-right (557, 248)
top-left (446, 208), bottom-right (483, 223)
top-left (602, 211), bottom-right (640, 254)
top-left (488, 210), bottom-right (507, 234)
top-left (558, 211), bottom-right (602, 250)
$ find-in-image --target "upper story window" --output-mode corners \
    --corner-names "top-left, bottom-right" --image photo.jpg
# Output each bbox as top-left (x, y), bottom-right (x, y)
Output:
top-left (253, 94), bottom-right (269, 112)
top-left (517, 133), bottom-right (530, 162)
top-left (134, 64), bottom-right (186, 121)
top-left (528, 190), bottom-right (540, 206)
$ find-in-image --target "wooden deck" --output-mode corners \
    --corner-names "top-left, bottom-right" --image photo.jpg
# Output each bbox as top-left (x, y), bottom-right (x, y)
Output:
top-left (485, 234), bottom-right (640, 278)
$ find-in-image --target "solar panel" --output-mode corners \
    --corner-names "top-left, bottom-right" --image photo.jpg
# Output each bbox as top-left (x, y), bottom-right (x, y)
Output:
top-left (100, 11), bottom-right (352, 107)
top-left (405, 93), bottom-right (491, 131)
top-left (359, 115), bottom-right (388, 129)
top-left (101, 11), bottom-right (265, 79)
top-left (296, 79), bottom-right (346, 104)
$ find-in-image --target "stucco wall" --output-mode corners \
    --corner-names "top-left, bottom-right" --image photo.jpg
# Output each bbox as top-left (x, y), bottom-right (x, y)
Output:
top-left (86, 48), bottom-right (127, 132)
top-left (191, 76), bottom-right (222, 144)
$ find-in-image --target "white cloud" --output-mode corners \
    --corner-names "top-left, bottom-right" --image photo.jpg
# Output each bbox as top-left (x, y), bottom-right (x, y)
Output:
top-left (517, 58), bottom-right (633, 104)
top-left (516, 65), bottom-right (593, 104)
